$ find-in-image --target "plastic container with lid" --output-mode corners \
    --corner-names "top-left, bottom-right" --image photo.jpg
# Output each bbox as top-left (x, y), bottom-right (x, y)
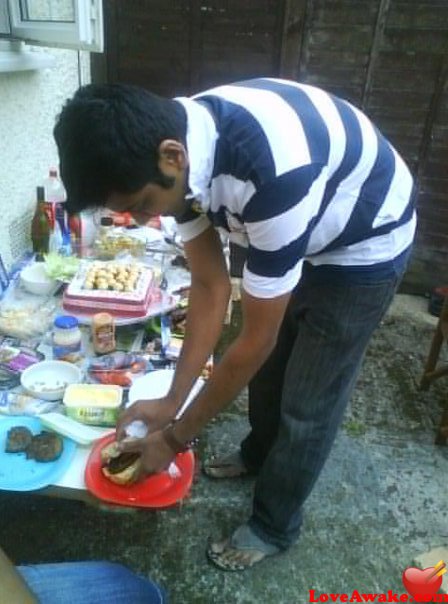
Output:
top-left (63, 383), bottom-right (123, 426)
top-left (52, 315), bottom-right (82, 363)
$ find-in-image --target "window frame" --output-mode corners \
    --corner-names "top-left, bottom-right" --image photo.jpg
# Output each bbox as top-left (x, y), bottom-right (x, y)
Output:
top-left (6, 0), bottom-right (103, 52)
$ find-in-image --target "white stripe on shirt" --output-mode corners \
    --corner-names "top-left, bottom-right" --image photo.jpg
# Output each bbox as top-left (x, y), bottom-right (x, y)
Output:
top-left (199, 84), bottom-right (312, 175)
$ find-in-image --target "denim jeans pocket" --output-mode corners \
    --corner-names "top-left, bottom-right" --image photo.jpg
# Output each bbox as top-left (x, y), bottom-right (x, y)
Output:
top-left (299, 277), bottom-right (399, 341)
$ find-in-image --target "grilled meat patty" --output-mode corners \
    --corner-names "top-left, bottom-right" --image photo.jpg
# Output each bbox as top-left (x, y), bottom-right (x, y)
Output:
top-left (26, 432), bottom-right (63, 462)
top-left (106, 451), bottom-right (141, 475)
top-left (5, 426), bottom-right (33, 453)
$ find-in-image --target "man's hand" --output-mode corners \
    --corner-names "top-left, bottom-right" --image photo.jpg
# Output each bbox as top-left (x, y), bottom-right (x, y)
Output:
top-left (117, 430), bottom-right (176, 478)
top-left (116, 397), bottom-right (177, 441)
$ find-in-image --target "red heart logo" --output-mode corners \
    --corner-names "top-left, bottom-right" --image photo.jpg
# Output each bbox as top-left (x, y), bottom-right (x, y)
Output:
top-left (402, 566), bottom-right (443, 602)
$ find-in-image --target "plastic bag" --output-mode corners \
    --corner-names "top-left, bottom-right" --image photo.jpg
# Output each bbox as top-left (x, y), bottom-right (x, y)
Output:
top-left (88, 352), bottom-right (150, 388)
top-left (0, 392), bottom-right (59, 415)
top-left (0, 287), bottom-right (57, 340)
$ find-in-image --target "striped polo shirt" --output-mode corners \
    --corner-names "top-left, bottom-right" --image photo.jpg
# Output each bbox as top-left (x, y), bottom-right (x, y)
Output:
top-left (175, 78), bottom-right (416, 299)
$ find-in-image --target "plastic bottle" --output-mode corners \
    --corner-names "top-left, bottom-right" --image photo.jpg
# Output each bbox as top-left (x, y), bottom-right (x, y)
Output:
top-left (43, 168), bottom-right (66, 254)
top-left (43, 168), bottom-right (65, 204)
top-left (31, 187), bottom-right (50, 259)
top-left (99, 215), bottom-right (114, 236)
top-left (92, 313), bottom-right (116, 355)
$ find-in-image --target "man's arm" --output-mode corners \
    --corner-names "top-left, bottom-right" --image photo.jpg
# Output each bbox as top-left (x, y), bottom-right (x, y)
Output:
top-left (115, 225), bottom-right (231, 439)
top-left (166, 225), bottom-right (231, 411)
top-left (0, 548), bottom-right (38, 604)
top-left (169, 286), bottom-right (291, 446)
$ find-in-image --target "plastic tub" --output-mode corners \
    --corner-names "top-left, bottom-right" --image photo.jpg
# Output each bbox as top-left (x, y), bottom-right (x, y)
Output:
top-left (63, 384), bottom-right (123, 426)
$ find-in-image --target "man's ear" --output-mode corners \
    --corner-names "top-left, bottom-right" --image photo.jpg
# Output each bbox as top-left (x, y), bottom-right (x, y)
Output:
top-left (158, 139), bottom-right (188, 176)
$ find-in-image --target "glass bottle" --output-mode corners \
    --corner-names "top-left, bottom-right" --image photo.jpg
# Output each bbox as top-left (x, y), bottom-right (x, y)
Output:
top-left (31, 186), bottom-right (50, 259)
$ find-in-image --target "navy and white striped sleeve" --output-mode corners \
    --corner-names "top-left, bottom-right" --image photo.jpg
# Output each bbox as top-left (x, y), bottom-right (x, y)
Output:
top-left (176, 207), bottom-right (211, 242)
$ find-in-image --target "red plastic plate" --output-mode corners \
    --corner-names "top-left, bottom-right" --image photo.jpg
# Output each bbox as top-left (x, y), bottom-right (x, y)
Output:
top-left (84, 433), bottom-right (195, 508)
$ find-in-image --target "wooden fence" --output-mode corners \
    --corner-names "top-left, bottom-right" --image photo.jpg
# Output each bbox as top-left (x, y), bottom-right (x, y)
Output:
top-left (92, 0), bottom-right (448, 293)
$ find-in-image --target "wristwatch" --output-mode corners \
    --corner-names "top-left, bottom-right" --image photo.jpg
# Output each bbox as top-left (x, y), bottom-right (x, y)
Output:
top-left (162, 420), bottom-right (198, 454)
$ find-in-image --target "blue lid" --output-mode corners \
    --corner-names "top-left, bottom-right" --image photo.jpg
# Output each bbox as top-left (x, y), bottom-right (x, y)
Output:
top-left (54, 315), bottom-right (79, 329)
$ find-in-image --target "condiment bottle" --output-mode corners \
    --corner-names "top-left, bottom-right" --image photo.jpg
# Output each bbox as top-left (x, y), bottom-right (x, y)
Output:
top-left (92, 313), bottom-right (116, 355)
top-left (99, 216), bottom-right (114, 236)
top-left (52, 315), bottom-right (82, 363)
top-left (69, 213), bottom-right (83, 257)
top-left (31, 186), bottom-right (50, 259)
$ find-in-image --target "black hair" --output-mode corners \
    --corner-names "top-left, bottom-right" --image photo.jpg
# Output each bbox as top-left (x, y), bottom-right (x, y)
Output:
top-left (53, 83), bottom-right (187, 214)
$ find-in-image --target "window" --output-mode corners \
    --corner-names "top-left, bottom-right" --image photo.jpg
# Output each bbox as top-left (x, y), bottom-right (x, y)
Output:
top-left (3, 0), bottom-right (103, 52)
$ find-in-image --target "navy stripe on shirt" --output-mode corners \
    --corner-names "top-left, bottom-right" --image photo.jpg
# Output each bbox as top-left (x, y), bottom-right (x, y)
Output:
top-left (318, 96), bottom-right (364, 214)
top-left (199, 97), bottom-right (276, 189)
top-left (236, 78), bottom-right (331, 166)
top-left (242, 164), bottom-right (324, 223)
top-left (246, 227), bottom-right (313, 277)
top-left (321, 128), bottom-right (397, 253)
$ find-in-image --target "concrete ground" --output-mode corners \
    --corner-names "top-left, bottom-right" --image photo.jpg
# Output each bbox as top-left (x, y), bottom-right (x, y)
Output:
top-left (1, 294), bottom-right (448, 603)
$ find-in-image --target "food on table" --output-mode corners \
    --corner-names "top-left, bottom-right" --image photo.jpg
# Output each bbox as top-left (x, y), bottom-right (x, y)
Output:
top-left (94, 233), bottom-right (145, 260)
top-left (43, 253), bottom-right (80, 282)
top-left (29, 379), bottom-right (69, 393)
top-left (83, 262), bottom-right (142, 292)
top-left (100, 440), bottom-right (141, 485)
top-left (5, 426), bottom-right (33, 453)
top-left (63, 261), bottom-right (154, 318)
top-left (5, 427), bottom-right (63, 462)
top-left (26, 432), bottom-right (63, 462)
top-left (0, 305), bottom-right (56, 340)
top-left (90, 371), bottom-right (132, 387)
top-left (88, 352), bottom-right (148, 388)
top-left (63, 384), bottom-right (123, 426)
top-left (89, 351), bottom-right (146, 371)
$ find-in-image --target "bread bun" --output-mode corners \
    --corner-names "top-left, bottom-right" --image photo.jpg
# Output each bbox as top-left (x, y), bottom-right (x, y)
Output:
top-left (100, 440), bottom-right (141, 485)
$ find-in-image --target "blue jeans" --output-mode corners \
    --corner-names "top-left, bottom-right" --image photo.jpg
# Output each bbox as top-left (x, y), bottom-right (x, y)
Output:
top-left (17, 561), bottom-right (166, 604)
top-left (241, 270), bottom-right (400, 550)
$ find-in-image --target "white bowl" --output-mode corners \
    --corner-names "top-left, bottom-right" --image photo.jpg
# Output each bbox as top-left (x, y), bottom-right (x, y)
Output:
top-left (21, 360), bottom-right (83, 401)
top-left (20, 263), bottom-right (58, 296)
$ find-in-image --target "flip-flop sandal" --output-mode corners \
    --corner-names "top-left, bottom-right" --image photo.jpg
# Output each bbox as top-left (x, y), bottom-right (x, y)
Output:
top-left (203, 451), bottom-right (250, 479)
top-left (206, 525), bottom-right (280, 571)
top-left (207, 538), bottom-right (268, 571)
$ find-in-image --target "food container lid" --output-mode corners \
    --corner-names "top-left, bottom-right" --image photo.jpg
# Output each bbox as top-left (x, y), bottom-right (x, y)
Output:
top-left (54, 315), bottom-right (79, 329)
top-left (63, 383), bottom-right (123, 408)
top-left (39, 412), bottom-right (108, 445)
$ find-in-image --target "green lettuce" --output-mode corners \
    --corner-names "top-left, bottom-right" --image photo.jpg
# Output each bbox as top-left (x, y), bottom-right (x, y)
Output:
top-left (44, 253), bottom-right (80, 282)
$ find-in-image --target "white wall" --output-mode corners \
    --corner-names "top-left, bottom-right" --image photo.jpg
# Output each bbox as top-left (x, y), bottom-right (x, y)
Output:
top-left (0, 46), bottom-right (90, 269)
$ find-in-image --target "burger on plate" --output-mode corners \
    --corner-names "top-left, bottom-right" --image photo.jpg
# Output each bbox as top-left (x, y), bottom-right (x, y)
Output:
top-left (100, 440), bottom-right (141, 485)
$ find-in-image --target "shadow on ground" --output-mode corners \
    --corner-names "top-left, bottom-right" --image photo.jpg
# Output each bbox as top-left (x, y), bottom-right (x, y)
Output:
top-left (1, 294), bottom-right (448, 603)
